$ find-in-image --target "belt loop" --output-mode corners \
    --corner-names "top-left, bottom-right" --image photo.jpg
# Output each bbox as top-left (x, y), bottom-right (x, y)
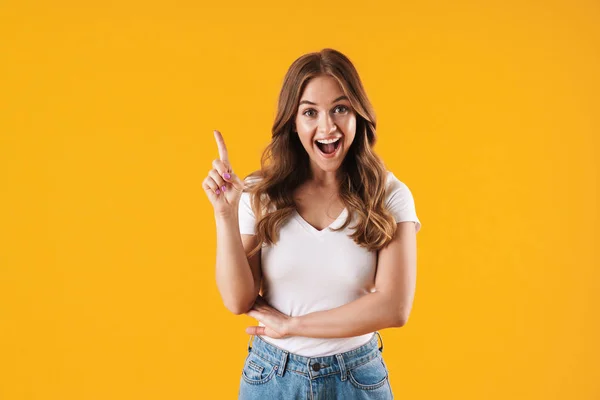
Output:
top-left (375, 331), bottom-right (384, 353)
top-left (247, 335), bottom-right (254, 353)
top-left (335, 354), bottom-right (347, 381)
top-left (277, 351), bottom-right (288, 377)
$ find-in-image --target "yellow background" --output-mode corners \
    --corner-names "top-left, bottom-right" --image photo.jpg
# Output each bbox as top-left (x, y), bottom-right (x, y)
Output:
top-left (1, 0), bottom-right (598, 399)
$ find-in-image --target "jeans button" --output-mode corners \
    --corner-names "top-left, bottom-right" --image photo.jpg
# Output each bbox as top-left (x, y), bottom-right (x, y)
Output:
top-left (312, 363), bottom-right (321, 372)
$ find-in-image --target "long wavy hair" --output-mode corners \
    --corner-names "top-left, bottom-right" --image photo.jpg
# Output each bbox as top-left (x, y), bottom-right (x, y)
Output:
top-left (245, 48), bottom-right (398, 258)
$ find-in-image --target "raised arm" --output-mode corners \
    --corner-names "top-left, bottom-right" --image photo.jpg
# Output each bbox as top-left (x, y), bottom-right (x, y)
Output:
top-left (204, 130), bottom-right (260, 314)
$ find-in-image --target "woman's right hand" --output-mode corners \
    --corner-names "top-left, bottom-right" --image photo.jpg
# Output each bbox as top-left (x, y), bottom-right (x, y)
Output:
top-left (203, 130), bottom-right (245, 217)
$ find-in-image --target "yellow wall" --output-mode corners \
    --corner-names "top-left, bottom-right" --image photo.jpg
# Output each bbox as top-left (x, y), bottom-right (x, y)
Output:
top-left (1, 1), bottom-right (598, 398)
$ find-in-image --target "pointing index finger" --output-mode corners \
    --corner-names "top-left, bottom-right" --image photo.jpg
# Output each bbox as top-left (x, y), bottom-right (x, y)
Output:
top-left (213, 130), bottom-right (230, 166)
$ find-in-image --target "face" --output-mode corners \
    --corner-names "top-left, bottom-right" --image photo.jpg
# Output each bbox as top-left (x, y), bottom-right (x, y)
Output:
top-left (294, 75), bottom-right (356, 176)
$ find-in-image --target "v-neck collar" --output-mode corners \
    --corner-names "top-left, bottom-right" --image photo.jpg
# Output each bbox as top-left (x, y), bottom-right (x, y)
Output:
top-left (293, 208), bottom-right (348, 237)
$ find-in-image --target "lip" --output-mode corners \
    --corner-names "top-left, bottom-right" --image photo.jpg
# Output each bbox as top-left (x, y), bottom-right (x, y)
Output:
top-left (314, 138), bottom-right (342, 159)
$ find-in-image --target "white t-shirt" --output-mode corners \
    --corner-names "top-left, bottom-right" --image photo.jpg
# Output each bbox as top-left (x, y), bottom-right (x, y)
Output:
top-left (238, 171), bottom-right (421, 357)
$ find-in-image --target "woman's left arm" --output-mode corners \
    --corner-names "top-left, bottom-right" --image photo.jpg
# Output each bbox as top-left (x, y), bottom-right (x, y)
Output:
top-left (245, 221), bottom-right (418, 338)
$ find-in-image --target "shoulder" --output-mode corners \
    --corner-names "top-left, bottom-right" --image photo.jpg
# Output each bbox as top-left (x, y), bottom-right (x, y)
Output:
top-left (239, 173), bottom-right (272, 213)
top-left (243, 172), bottom-right (264, 191)
top-left (238, 174), bottom-right (264, 230)
top-left (384, 170), bottom-right (413, 199)
top-left (382, 170), bottom-right (421, 232)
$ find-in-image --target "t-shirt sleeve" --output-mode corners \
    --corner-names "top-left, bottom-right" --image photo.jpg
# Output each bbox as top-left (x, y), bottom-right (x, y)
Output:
top-left (238, 189), bottom-right (256, 235)
top-left (385, 172), bottom-right (422, 233)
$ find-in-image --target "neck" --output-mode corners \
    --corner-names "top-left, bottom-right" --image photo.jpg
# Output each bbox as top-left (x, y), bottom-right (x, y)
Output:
top-left (307, 164), bottom-right (343, 189)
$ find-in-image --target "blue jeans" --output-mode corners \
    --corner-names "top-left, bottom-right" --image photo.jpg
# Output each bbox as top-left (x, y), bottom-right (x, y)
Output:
top-left (238, 332), bottom-right (394, 399)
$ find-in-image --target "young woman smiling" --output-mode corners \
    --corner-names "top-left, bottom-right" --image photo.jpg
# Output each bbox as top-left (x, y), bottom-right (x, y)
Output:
top-left (203, 48), bottom-right (421, 399)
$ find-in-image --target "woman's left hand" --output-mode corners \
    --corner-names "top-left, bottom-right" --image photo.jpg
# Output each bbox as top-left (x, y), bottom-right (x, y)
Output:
top-left (245, 296), bottom-right (294, 339)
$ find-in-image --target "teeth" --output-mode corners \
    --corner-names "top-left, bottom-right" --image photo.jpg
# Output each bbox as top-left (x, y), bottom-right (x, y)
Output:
top-left (316, 137), bottom-right (341, 144)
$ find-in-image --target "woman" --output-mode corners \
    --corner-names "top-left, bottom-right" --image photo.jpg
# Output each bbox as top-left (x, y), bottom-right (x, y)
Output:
top-left (203, 48), bottom-right (421, 399)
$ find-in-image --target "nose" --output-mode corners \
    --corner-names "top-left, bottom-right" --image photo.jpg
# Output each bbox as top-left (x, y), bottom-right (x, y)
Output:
top-left (318, 112), bottom-right (337, 135)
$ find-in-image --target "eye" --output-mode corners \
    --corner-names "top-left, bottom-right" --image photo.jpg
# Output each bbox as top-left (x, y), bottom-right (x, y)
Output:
top-left (303, 109), bottom-right (316, 117)
top-left (302, 105), bottom-right (350, 117)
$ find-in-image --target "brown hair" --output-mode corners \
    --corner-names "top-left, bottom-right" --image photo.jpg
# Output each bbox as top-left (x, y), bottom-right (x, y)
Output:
top-left (245, 48), bottom-right (398, 257)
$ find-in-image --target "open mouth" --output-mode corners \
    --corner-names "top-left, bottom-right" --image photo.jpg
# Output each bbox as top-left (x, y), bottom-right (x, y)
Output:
top-left (315, 137), bottom-right (342, 156)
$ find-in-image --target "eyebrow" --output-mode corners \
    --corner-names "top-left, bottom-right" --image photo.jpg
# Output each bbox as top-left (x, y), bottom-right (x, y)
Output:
top-left (299, 95), bottom-right (349, 106)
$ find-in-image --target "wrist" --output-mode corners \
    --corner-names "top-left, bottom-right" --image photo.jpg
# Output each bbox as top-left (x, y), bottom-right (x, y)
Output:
top-left (214, 210), bottom-right (239, 222)
top-left (286, 316), bottom-right (301, 336)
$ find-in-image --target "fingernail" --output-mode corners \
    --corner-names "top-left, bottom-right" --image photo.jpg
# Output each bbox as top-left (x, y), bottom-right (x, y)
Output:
top-left (221, 185), bottom-right (226, 192)
top-left (224, 172), bottom-right (231, 180)
top-left (215, 189), bottom-right (220, 194)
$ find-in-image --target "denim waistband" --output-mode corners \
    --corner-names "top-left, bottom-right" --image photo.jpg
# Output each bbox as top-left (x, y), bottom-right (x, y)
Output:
top-left (245, 332), bottom-right (384, 380)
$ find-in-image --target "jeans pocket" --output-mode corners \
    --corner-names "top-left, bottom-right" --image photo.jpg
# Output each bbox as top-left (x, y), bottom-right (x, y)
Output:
top-left (348, 354), bottom-right (389, 390)
top-left (241, 352), bottom-right (278, 385)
